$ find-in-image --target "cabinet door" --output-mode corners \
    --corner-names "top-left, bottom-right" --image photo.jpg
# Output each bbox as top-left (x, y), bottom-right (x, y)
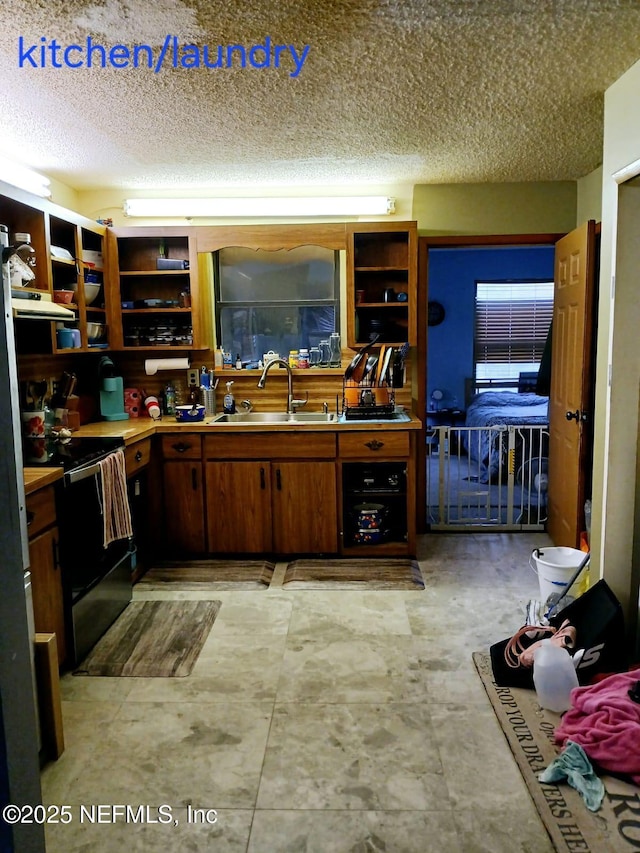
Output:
top-left (272, 462), bottom-right (337, 554)
top-left (162, 461), bottom-right (205, 554)
top-left (205, 461), bottom-right (272, 553)
top-left (29, 526), bottom-right (66, 665)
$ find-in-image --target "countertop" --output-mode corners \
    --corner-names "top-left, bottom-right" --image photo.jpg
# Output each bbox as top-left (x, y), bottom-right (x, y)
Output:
top-left (23, 412), bottom-right (422, 493)
top-left (23, 467), bottom-right (64, 495)
top-left (65, 412), bottom-right (422, 441)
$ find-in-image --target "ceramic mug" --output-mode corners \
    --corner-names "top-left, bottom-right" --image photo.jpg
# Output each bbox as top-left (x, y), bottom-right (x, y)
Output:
top-left (22, 410), bottom-right (45, 438)
top-left (56, 328), bottom-right (74, 349)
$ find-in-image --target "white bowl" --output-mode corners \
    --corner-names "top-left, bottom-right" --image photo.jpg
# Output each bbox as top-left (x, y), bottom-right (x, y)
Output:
top-left (84, 282), bottom-right (100, 305)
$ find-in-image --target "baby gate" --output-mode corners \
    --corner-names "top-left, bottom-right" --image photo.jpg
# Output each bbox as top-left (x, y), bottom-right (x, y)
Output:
top-left (426, 424), bottom-right (550, 531)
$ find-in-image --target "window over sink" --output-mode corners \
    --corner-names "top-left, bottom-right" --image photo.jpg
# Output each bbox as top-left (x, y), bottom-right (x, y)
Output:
top-left (214, 245), bottom-right (340, 365)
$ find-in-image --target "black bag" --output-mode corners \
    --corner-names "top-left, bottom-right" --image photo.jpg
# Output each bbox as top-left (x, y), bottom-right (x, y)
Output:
top-left (548, 579), bottom-right (627, 684)
top-left (489, 579), bottom-right (627, 689)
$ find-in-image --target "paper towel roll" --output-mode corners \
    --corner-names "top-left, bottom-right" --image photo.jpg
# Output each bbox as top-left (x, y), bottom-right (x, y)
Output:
top-left (145, 357), bottom-right (190, 375)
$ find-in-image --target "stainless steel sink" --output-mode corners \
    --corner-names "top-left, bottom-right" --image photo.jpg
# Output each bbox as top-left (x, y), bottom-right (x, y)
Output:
top-left (209, 411), bottom-right (337, 424)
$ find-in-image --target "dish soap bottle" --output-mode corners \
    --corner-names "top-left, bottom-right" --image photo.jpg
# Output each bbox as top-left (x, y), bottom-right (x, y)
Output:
top-left (223, 381), bottom-right (236, 414)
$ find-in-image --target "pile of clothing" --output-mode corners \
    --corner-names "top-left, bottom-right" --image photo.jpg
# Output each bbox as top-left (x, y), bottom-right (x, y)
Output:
top-left (555, 668), bottom-right (640, 785)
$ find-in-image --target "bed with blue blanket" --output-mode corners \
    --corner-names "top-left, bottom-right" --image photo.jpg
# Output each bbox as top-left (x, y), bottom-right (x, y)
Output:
top-left (463, 392), bottom-right (549, 484)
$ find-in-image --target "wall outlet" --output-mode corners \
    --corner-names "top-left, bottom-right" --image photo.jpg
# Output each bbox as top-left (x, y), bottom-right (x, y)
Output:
top-left (187, 368), bottom-right (199, 387)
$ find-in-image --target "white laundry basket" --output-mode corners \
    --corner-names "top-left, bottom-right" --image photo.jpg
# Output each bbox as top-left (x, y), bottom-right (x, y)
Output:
top-left (529, 547), bottom-right (588, 603)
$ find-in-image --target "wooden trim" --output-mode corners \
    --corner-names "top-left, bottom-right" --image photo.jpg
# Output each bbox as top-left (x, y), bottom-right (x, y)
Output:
top-left (417, 233), bottom-right (565, 247)
top-left (34, 633), bottom-right (64, 760)
top-left (195, 223), bottom-right (348, 253)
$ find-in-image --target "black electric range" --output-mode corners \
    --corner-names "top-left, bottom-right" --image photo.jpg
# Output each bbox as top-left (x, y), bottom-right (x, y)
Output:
top-left (23, 435), bottom-right (125, 479)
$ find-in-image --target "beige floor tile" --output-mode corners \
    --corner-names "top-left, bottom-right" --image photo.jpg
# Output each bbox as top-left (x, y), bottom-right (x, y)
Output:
top-left (41, 532), bottom-right (556, 852)
top-left (44, 807), bottom-right (253, 853)
top-left (453, 803), bottom-right (554, 853)
top-left (44, 700), bottom-right (273, 808)
top-left (286, 590), bottom-right (414, 636)
top-left (278, 635), bottom-right (433, 704)
top-left (429, 704), bottom-right (533, 810)
top-left (248, 809), bottom-right (462, 853)
top-left (257, 702), bottom-right (450, 811)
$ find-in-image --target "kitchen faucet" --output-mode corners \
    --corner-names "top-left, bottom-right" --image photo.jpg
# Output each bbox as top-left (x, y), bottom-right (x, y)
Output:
top-left (257, 358), bottom-right (308, 414)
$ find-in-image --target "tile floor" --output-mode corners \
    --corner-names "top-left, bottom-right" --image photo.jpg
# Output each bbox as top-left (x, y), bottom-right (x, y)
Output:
top-left (41, 532), bottom-right (556, 852)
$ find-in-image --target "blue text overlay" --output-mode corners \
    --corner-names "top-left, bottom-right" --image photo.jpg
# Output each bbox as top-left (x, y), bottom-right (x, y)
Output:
top-left (18, 36), bottom-right (310, 77)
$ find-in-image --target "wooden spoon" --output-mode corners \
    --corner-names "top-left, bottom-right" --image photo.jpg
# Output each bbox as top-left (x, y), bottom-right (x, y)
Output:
top-left (375, 345), bottom-right (387, 386)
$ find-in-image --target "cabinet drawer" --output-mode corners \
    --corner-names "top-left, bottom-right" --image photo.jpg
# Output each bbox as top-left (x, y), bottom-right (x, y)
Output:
top-left (161, 434), bottom-right (202, 460)
top-left (125, 438), bottom-right (151, 476)
top-left (204, 432), bottom-right (336, 460)
top-left (338, 431), bottom-right (410, 458)
top-left (26, 486), bottom-right (56, 539)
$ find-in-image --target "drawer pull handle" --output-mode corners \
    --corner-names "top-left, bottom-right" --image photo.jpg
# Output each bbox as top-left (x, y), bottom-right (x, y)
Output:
top-left (26, 510), bottom-right (34, 527)
top-left (172, 443), bottom-right (190, 453)
top-left (192, 468), bottom-right (198, 490)
top-left (365, 440), bottom-right (384, 451)
top-left (260, 467), bottom-right (266, 489)
top-left (276, 469), bottom-right (282, 490)
top-left (135, 450), bottom-right (142, 462)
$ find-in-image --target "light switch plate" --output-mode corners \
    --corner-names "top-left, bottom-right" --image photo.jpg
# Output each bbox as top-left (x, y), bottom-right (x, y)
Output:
top-left (187, 368), bottom-right (199, 387)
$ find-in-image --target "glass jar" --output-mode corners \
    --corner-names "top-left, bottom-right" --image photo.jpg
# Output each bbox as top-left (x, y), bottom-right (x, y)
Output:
top-left (318, 340), bottom-right (330, 367)
top-left (309, 346), bottom-right (321, 367)
top-left (328, 332), bottom-right (341, 368)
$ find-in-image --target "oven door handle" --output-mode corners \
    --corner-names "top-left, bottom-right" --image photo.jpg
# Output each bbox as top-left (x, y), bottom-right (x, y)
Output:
top-left (66, 460), bottom-right (102, 485)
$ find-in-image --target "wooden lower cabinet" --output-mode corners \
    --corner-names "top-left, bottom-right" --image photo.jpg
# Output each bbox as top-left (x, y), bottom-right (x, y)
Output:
top-left (162, 461), bottom-right (205, 554)
top-left (205, 459), bottom-right (337, 555)
top-left (271, 461), bottom-right (337, 553)
top-left (206, 461), bottom-right (272, 553)
top-left (29, 524), bottom-right (67, 666)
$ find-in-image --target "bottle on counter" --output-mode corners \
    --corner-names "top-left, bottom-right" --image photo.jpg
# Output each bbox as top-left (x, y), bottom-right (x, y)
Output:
top-left (223, 381), bottom-right (236, 414)
top-left (289, 350), bottom-right (299, 368)
top-left (214, 347), bottom-right (224, 370)
top-left (298, 348), bottom-right (309, 369)
top-left (164, 382), bottom-right (176, 415)
top-left (235, 353), bottom-right (242, 370)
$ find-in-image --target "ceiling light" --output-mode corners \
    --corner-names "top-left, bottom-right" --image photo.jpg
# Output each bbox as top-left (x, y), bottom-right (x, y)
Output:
top-left (0, 156), bottom-right (51, 198)
top-left (123, 196), bottom-right (395, 218)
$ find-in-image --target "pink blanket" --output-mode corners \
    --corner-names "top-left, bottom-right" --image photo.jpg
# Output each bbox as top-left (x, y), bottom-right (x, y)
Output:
top-left (555, 669), bottom-right (640, 784)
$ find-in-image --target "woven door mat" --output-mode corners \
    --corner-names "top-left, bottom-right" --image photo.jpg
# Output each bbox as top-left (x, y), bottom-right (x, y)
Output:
top-left (137, 560), bottom-right (275, 590)
top-left (473, 651), bottom-right (640, 852)
top-left (282, 559), bottom-right (425, 589)
top-left (75, 600), bottom-right (220, 677)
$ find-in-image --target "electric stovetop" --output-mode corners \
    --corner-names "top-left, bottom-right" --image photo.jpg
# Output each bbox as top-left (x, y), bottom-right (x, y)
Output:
top-left (22, 435), bottom-right (124, 472)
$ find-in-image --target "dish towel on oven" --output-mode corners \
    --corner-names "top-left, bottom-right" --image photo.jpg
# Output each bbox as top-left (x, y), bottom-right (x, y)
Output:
top-left (99, 449), bottom-right (133, 547)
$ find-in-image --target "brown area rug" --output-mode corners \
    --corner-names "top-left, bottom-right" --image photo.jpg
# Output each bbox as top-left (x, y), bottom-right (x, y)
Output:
top-left (137, 560), bottom-right (275, 590)
top-left (283, 559), bottom-right (425, 589)
top-left (473, 651), bottom-right (640, 852)
top-left (75, 600), bottom-right (220, 677)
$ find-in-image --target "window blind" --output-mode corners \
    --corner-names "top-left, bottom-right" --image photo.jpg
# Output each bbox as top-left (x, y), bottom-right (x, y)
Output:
top-left (474, 281), bottom-right (553, 370)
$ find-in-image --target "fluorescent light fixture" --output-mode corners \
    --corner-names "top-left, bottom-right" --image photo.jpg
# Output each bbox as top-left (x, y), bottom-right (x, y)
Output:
top-left (123, 196), bottom-right (395, 218)
top-left (0, 155), bottom-right (51, 198)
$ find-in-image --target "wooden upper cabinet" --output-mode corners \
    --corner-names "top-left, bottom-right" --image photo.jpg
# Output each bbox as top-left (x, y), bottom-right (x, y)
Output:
top-left (346, 222), bottom-right (417, 347)
top-left (0, 181), bottom-right (108, 354)
top-left (105, 226), bottom-right (211, 351)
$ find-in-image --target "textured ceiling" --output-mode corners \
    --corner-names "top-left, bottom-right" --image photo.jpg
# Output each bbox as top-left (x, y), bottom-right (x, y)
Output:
top-left (1, 0), bottom-right (640, 191)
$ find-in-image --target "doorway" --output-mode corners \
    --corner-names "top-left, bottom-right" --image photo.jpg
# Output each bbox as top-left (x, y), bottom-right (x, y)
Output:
top-left (416, 234), bottom-right (563, 533)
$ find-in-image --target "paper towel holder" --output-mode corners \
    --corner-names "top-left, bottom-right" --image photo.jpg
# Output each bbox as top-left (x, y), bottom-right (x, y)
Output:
top-left (145, 357), bottom-right (191, 375)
